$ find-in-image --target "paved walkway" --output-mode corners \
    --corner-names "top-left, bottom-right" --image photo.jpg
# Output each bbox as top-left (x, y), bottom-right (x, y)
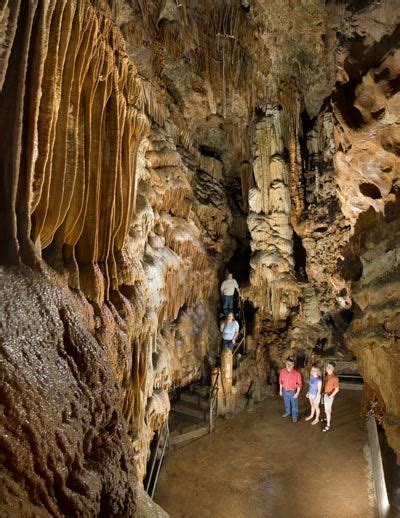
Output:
top-left (155, 391), bottom-right (375, 518)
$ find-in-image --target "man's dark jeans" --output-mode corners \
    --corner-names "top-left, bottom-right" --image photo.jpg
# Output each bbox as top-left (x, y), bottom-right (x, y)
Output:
top-left (222, 294), bottom-right (234, 315)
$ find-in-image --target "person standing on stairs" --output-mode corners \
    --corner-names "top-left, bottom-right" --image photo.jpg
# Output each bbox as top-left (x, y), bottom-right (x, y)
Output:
top-left (279, 358), bottom-right (302, 423)
top-left (322, 361), bottom-right (340, 433)
top-left (220, 312), bottom-right (239, 351)
top-left (220, 272), bottom-right (240, 316)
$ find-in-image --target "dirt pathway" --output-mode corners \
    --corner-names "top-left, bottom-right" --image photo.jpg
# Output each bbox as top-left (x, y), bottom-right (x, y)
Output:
top-left (154, 390), bottom-right (375, 518)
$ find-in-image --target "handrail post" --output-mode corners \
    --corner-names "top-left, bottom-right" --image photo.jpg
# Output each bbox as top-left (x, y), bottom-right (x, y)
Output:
top-left (209, 369), bottom-right (219, 433)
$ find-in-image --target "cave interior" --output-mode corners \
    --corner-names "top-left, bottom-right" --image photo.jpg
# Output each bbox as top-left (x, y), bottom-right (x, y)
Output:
top-left (0, 0), bottom-right (400, 516)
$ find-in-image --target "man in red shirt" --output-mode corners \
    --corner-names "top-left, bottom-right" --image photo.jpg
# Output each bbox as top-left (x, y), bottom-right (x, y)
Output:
top-left (279, 358), bottom-right (302, 423)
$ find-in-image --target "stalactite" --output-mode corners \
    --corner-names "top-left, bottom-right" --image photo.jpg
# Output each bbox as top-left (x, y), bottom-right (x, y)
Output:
top-left (138, 0), bottom-right (267, 119)
top-left (221, 37), bottom-right (227, 118)
top-left (0, 0), bottom-right (149, 306)
top-left (282, 90), bottom-right (305, 232)
top-left (141, 80), bottom-right (166, 127)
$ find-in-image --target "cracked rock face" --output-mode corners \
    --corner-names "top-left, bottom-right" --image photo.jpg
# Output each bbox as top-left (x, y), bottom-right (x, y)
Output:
top-left (1, 0), bottom-right (400, 514)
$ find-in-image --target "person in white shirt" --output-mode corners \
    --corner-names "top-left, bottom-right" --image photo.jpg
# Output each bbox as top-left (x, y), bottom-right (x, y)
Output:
top-left (220, 312), bottom-right (240, 351)
top-left (220, 273), bottom-right (239, 315)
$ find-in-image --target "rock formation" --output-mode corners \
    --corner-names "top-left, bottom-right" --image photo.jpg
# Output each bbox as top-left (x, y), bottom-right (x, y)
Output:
top-left (247, 108), bottom-right (298, 320)
top-left (0, 0), bottom-right (400, 515)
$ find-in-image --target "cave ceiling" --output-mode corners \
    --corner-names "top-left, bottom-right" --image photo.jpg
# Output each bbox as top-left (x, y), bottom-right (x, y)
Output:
top-left (0, 0), bottom-right (400, 515)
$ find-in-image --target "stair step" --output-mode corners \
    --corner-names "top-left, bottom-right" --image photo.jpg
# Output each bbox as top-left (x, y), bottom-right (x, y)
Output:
top-left (186, 383), bottom-right (208, 394)
top-left (173, 401), bottom-right (209, 421)
top-left (169, 426), bottom-right (209, 446)
top-left (180, 392), bottom-right (209, 408)
top-left (192, 386), bottom-right (209, 398)
top-left (170, 422), bottom-right (200, 438)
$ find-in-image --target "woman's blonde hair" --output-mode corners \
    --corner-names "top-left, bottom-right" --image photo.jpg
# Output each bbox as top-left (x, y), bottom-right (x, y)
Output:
top-left (310, 366), bottom-right (321, 376)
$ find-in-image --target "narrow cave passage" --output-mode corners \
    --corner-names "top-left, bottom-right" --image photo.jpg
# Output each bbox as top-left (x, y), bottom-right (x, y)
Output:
top-left (293, 231), bottom-right (308, 282)
top-left (225, 239), bottom-right (252, 283)
top-left (155, 391), bottom-right (374, 518)
top-left (2, 1), bottom-right (400, 516)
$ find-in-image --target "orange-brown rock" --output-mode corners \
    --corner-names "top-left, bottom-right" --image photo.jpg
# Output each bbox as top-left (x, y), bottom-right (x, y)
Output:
top-left (1, 0), bottom-right (400, 515)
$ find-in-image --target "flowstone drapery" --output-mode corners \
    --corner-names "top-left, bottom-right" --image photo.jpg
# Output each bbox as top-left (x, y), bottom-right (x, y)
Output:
top-left (1, 0), bottom-right (400, 515)
top-left (247, 108), bottom-right (299, 321)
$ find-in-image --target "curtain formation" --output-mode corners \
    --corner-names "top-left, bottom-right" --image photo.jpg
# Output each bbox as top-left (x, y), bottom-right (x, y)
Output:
top-left (0, 0), bottom-right (149, 304)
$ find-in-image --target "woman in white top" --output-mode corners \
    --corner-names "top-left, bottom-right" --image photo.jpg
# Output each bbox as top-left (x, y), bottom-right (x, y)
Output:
top-left (220, 312), bottom-right (239, 351)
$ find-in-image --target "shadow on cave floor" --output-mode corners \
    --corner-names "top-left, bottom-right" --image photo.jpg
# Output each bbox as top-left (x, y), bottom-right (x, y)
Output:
top-left (154, 391), bottom-right (375, 518)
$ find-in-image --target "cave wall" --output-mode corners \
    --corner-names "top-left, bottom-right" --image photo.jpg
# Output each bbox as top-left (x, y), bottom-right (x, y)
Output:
top-left (337, 21), bottom-right (400, 454)
top-left (1, 0), bottom-right (400, 514)
top-left (0, 0), bottom-right (230, 512)
top-left (346, 202), bottom-right (400, 456)
top-left (329, 2), bottom-right (400, 454)
top-left (0, 265), bottom-right (139, 516)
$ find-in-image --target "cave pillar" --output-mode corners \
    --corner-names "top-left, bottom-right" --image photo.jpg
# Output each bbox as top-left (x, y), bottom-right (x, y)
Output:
top-left (247, 107), bottom-right (298, 320)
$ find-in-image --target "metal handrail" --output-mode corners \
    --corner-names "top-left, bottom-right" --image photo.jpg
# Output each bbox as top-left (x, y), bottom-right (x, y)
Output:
top-left (145, 420), bottom-right (169, 498)
top-left (238, 296), bottom-right (246, 351)
top-left (145, 428), bottom-right (162, 494)
top-left (321, 358), bottom-right (362, 378)
top-left (149, 421), bottom-right (169, 498)
top-left (232, 297), bottom-right (246, 357)
top-left (232, 333), bottom-right (245, 357)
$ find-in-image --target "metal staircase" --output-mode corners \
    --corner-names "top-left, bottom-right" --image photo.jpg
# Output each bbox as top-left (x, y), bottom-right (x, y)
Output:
top-left (145, 296), bottom-right (244, 496)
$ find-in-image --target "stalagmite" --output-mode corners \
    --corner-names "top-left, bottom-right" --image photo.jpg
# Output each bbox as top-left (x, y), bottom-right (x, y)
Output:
top-left (1, 0), bottom-right (400, 515)
top-left (219, 348), bottom-right (234, 413)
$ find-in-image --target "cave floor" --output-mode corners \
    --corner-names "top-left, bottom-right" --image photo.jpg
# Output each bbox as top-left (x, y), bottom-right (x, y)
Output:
top-left (154, 390), bottom-right (375, 518)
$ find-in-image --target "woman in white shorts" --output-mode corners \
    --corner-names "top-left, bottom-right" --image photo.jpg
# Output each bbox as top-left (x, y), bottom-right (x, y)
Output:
top-left (322, 362), bottom-right (340, 432)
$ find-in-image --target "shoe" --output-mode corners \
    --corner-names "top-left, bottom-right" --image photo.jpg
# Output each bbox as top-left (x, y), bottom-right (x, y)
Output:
top-left (281, 413), bottom-right (290, 418)
top-left (292, 417), bottom-right (298, 423)
top-left (322, 426), bottom-right (330, 432)
top-left (311, 419), bottom-right (319, 426)
top-left (305, 415), bottom-right (314, 421)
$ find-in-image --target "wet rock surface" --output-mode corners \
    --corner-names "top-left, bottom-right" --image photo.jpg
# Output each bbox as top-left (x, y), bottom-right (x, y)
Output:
top-left (0, 266), bottom-right (137, 517)
top-left (0, 0), bottom-right (400, 514)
